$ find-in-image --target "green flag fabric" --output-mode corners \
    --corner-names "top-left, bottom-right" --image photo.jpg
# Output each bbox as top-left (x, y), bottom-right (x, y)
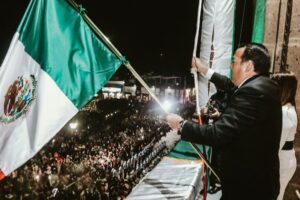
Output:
top-left (252, 0), bottom-right (266, 43)
top-left (0, 0), bottom-right (121, 179)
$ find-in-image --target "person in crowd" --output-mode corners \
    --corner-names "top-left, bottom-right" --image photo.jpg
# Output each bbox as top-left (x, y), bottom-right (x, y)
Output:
top-left (0, 97), bottom-right (170, 199)
top-left (166, 43), bottom-right (282, 200)
top-left (271, 72), bottom-right (298, 200)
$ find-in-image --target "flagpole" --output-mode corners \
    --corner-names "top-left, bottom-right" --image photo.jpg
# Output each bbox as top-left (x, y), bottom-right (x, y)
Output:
top-left (191, 1), bottom-right (218, 197)
top-left (190, 143), bottom-right (220, 183)
top-left (66, 0), bottom-right (167, 114)
top-left (66, 0), bottom-right (220, 182)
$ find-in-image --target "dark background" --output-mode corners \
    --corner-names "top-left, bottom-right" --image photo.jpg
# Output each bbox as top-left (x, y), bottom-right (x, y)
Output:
top-left (0, 0), bottom-right (253, 77)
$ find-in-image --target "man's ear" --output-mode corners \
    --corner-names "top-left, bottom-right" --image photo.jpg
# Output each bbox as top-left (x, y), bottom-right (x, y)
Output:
top-left (245, 60), bottom-right (254, 72)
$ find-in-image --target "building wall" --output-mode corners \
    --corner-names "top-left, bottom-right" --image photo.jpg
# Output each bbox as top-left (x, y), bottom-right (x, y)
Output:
top-left (264, 0), bottom-right (300, 199)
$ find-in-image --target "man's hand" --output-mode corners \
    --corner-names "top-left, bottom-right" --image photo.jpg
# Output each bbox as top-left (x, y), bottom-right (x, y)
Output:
top-left (192, 57), bottom-right (208, 74)
top-left (166, 113), bottom-right (183, 130)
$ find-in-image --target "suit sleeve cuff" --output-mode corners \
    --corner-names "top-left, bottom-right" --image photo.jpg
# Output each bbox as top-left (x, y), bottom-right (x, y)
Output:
top-left (203, 68), bottom-right (214, 80)
top-left (177, 120), bottom-right (186, 134)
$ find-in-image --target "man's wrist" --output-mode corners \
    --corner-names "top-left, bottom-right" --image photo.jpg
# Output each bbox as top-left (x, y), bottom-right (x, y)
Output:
top-left (204, 68), bottom-right (214, 80)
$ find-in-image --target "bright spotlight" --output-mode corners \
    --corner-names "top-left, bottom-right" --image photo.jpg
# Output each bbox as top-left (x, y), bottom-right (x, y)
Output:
top-left (69, 122), bottom-right (78, 129)
top-left (163, 100), bottom-right (171, 112)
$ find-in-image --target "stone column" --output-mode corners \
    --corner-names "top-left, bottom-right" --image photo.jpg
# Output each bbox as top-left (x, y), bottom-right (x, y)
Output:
top-left (265, 0), bottom-right (300, 108)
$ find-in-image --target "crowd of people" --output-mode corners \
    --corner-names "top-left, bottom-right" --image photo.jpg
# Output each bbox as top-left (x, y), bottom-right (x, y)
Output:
top-left (0, 97), bottom-right (175, 199)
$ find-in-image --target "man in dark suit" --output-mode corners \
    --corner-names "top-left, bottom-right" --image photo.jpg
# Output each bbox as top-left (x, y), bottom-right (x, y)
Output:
top-left (166, 43), bottom-right (282, 200)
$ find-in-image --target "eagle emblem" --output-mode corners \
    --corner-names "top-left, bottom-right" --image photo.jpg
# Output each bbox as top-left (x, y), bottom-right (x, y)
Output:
top-left (0, 75), bottom-right (37, 123)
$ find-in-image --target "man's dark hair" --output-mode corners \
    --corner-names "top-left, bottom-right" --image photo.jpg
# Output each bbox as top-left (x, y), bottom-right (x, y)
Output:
top-left (241, 43), bottom-right (271, 75)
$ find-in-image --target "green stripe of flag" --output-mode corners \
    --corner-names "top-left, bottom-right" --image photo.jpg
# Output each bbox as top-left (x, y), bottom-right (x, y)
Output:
top-left (17, 0), bottom-right (122, 108)
top-left (252, 0), bottom-right (266, 43)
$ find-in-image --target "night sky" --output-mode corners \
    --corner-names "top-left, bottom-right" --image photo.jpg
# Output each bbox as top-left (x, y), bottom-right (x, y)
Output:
top-left (0, 0), bottom-right (199, 77)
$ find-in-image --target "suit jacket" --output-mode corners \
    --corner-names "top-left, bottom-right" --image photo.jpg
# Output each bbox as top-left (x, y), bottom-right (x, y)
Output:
top-left (181, 73), bottom-right (282, 200)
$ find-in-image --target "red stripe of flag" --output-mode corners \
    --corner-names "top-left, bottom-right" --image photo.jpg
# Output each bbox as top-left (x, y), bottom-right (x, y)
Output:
top-left (0, 169), bottom-right (5, 180)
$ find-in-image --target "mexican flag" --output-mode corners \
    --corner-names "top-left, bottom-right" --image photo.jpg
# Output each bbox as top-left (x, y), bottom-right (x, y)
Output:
top-left (0, 0), bottom-right (122, 179)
